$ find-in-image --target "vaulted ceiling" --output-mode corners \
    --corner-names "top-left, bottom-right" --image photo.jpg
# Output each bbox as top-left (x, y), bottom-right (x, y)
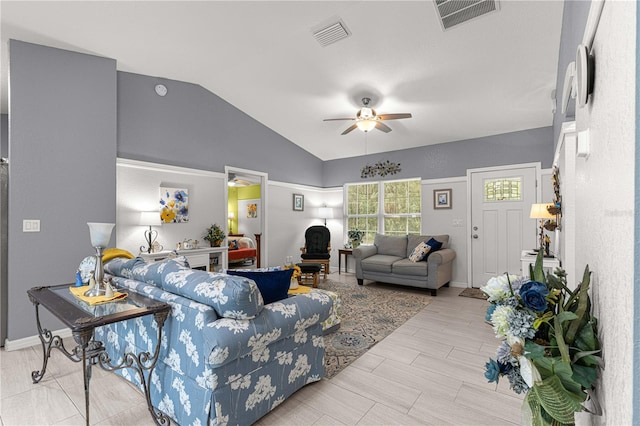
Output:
top-left (0, 1), bottom-right (564, 161)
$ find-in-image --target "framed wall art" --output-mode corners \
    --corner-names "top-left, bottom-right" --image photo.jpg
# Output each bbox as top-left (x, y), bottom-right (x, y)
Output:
top-left (433, 189), bottom-right (452, 210)
top-left (293, 194), bottom-right (304, 211)
top-left (160, 187), bottom-right (189, 222)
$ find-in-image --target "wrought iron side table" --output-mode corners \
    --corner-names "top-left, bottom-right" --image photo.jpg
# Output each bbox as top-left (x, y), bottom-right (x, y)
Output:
top-left (27, 284), bottom-right (171, 426)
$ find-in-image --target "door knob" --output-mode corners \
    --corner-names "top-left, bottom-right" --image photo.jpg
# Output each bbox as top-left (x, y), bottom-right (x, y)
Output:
top-left (472, 234), bottom-right (479, 239)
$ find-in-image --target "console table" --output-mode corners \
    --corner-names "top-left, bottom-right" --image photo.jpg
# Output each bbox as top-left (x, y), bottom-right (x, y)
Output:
top-left (27, 284), bottom-right (171, 425)
top-left (520, 250), bottom-right (561, 277)
top-left (139, 246), bottom-right (228, 272)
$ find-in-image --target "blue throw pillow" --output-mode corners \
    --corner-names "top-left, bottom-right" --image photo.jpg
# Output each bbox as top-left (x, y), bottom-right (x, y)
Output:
top-left (227, 269), bottom-right (294, 304)
top-left (425, 237), bottom-right (443, 259)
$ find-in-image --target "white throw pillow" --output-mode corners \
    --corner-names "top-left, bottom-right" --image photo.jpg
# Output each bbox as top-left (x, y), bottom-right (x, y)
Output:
top-left (409, 241), bottom-right (431, 262)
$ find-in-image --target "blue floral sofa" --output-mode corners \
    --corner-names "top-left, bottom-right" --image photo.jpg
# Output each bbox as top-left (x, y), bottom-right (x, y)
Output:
top-left (98, 256), bottom-right (333, 425)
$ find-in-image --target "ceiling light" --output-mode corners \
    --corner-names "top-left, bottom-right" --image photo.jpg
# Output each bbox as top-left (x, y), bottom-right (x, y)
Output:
top-left (356, 120), bottom-right (377, 132)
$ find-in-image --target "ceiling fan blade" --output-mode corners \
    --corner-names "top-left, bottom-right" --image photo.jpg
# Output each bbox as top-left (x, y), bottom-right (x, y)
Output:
top-left (323, 118), bottom-right (355, 122)
top-left (375, 122), bottom-right (392, 133)
top-left (377, 113), bottom-right (412, 121)
top-left (341, 124), bottom-right (358, 135)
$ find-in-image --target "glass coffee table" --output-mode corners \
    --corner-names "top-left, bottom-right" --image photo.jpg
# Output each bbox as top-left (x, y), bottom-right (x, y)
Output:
top-left (27, 284), bottom-right (172, 426)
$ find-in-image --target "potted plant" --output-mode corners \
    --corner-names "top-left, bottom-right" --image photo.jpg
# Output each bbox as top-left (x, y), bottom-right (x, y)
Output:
top-left (348, 229), bottom-right (364, 248)
top-left (203, 223), bottom-right (225, 247)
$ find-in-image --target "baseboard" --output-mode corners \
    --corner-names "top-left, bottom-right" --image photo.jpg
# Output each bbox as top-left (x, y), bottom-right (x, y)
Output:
top-left (448, 281), bottom-right (468, 288)
top-left (4, 327), bottom-right (72, 351)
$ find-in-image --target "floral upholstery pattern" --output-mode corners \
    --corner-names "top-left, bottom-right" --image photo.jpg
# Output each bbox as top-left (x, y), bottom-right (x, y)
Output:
top-left (100, 257), bottom-right (333, 425)
top-left (107, 257), bottom-right (264, 319)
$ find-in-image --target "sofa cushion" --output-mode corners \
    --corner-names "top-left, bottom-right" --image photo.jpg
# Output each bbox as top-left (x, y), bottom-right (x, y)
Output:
top-left (162, 269), bottom-right (264, 320)
top-left (425, 237), bottom-right (443, 256)
top-left (131, 257), bottom-right (191, 283)
top-left (374, 234), bottom-right (407, 257)
top-left (226, 269), bottom-right (294, 304)
top-left (105, 256), bottom-right (192, 281)
top-left (408, 241), bottom-right (432, 262)
top-left (361, 254), bottom-right (404, 274)
top-left (392, 258), bottom-right (429, 276)
top-left (407, 235), bottom-right (449, 257)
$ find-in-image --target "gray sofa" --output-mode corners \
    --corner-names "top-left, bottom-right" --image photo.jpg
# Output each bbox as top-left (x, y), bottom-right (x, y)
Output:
top-left (353, 234), bottom-right (456, 296)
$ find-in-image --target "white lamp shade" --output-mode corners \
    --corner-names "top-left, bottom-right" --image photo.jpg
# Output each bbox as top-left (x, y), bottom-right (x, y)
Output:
top-left (529, 203), bottom-right (555, 219)
top-left (139, 211), bottom-right (161, 226)
top-left (87, 222), bottom-right (115, 247)
top-left (228, 212), bottom-right (235, 219)
top-left (356, 119), bottom-right (377, 132)
top-left (318, 207), bottom-right (334, 219)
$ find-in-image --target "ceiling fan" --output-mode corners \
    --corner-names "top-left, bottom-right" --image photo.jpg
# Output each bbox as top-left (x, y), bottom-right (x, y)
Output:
top-left (323, 97), bottom-right (412, 135)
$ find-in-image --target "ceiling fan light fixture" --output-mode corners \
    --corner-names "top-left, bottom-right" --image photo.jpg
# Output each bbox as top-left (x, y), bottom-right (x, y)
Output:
top-left (358, 107), bottom-right (375, 119)
top-left (356, 119), bottom-right (377, 132)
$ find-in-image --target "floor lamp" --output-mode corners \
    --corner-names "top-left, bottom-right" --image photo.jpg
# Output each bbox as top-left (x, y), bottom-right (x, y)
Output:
top-left (318, 206), bottom-right (333, 227)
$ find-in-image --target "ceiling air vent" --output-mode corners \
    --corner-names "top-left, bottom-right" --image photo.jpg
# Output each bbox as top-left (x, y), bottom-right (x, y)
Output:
top-left (312, 19), bottom-right (351, 47)
top-left (435, 0), bottom-right (499, 30)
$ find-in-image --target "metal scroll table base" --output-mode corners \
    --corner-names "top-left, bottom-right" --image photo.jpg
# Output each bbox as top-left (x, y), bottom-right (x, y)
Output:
top-left (29, 300), bottom-right (171, 426)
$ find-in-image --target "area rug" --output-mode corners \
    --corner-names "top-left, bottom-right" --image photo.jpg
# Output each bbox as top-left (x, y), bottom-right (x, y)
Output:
top-left (319, 280), bottom-right (433, 379)
top-left (458, 287), bottom-right (488, 300)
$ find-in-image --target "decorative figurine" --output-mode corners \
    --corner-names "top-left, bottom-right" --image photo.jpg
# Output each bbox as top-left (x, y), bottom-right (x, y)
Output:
top-left (105, 281), bottom-right (114, 298)
top-left (544, 235), bottom-right (551, 256)
top-left (88, 275), bottom-right (96, 290)
top-left (75, 270), bottom-right (83, 287)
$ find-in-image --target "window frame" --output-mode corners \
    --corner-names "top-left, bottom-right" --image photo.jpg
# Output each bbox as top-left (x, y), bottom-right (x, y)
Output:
top-left (344, 177), bottom-right (422, 245)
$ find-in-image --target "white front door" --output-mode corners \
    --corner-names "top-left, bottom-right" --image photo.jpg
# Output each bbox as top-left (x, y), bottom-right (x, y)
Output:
top-left (469, 164), bottom-right (538, 287)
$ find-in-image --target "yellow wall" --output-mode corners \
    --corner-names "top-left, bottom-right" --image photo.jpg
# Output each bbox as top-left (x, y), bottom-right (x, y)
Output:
top-left (238, 185), bottom-right (261, 200)
top-left (228, 184), bottom-right (260, 234)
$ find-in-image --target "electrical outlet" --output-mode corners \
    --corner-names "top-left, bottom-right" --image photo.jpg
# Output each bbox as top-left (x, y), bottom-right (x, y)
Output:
top-left (23, 219), bottom-right (40, 232)
top-left (452, 219), bottom-right (463, 227)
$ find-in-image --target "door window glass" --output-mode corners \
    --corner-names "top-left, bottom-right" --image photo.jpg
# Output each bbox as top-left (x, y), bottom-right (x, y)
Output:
top-left (484, 177), bottom-right (522, 202)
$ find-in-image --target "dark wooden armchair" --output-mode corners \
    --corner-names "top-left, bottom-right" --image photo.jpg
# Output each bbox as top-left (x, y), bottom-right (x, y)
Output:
top-left (300, 225), bottom-right (331, 279)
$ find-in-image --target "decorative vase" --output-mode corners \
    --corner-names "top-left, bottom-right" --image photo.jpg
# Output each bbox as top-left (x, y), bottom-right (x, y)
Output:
top-left (289, 277), bottom-right (299, 290)
top-left (350, 239), bottom-right (361, 249)
top-left (210, 240), bottom-right (221, 247)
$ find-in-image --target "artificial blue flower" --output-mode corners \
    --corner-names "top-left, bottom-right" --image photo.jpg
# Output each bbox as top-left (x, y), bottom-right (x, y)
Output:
top-left (485, 304), bottom-right (496, 322)
top-left (499, 360), bottom-right (513, 375)
top-left (496, 341), bottom-right (514, 365)
top-left (506, 309), bottom-right (536, 339)
top-left (484, 358), bottom-right (500, 383)
top-left (519, 280), bottom-right (549, 312)
top-left (507, 367), bottom-right (530, 394)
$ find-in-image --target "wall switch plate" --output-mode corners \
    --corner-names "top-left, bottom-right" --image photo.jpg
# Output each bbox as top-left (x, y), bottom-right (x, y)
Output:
top-left (23, 219), bottom-right (40, 232)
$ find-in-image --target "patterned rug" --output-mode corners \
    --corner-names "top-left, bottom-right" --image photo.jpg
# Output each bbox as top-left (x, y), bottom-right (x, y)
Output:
top-left (320, 279), bottom-right (433, 379)
top-left (458, 287), bottom-right (488, 300)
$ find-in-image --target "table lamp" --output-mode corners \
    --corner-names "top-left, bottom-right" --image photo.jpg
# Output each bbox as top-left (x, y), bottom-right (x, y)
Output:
top-left (139, 211), bottom-right (162, 254)
top-left (529, 203), bottom-right (554, 253)
top-left (85, 222), bottom-right (115, 297)
top-left (228, 211), bottom-right (235, 234)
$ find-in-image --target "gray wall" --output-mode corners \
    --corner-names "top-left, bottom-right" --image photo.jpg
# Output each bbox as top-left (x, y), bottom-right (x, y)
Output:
top-left (322, 126), bottom-right (553, 187)
top-left (1, 114), bottom-right (7, 158)
top-left (552, 0), bottom-right (592, 144)
top-left (117, 72), bottom-right (324, 187)
top-left (7, 40), bottom-right (117, 340)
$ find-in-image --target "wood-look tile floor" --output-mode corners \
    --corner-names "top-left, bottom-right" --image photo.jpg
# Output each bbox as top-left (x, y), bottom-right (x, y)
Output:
top-left (0, 274), bottom-right (522, 425)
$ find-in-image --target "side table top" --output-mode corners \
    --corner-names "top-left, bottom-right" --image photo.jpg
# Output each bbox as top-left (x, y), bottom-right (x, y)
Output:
top-left (28, 284), bottom-right (170, 333)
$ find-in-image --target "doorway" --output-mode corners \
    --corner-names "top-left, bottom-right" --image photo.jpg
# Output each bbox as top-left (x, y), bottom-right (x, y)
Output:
top-left (468, 163), bottom-right (540, 287)
top-left (225, 167), bottom-right (268, 267)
